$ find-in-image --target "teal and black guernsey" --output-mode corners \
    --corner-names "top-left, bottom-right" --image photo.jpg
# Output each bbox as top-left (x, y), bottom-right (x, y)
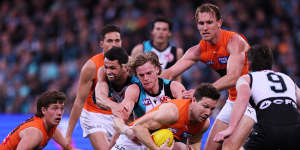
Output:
top-left (143, 40), bottom-right (177, 69)
top-left (133, 78), bottom-right (175, 118)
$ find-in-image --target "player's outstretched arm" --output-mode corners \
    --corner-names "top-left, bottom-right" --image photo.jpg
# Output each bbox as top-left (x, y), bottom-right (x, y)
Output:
top-left (161, 44), bottom-right (200, 80)
top-left (295, 85), bottom-right (300, 109)
top-left (66, 60), bottom-right (96, 145)
top-left (214, 75), bottom-right (251, 142)
top-left (213, 35), bottom-right (249, 91)
top-left (132, 103), bottom-right (178, 150)
top-left (95, 67), bottom-right (124, 117)
top-left (119, 84), bottom-right (140, 120)
top-left (17, 127), bottom-right (43, 150)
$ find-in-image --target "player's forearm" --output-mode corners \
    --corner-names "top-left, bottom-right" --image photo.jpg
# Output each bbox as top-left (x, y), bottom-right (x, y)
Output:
top-left (213, 74), bottom-right (239, 91)
top-left (96, 97), bottom-right (118, 109)
top-left (66, 101), bottom-right (83, 137)
top-left (53, 130), bottom-right (72, 150)
top-left (228, 86), bottom-right (250, 130)
top-left (132, 125), bottom-right (159, 150)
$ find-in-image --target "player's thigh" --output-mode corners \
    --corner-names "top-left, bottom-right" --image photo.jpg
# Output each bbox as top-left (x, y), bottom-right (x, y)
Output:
top-left (89, 131), bottom-right (110, 150)
top-left (111, 134), bottom-right (146, 150)
top-left (204, 119), bottom-right (228, 150)
top-left (223, 115), bottom-right (255, 150)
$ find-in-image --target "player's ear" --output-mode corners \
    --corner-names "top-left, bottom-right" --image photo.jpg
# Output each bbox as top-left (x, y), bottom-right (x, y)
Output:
top-left (192, 97), bottom-right (196, 103)
top-left (217, 18), bottom-right (223, 28)
top-left (41, 107), bottom-right (47, 115)
top-left (99, 41), bottom-right (104, 49)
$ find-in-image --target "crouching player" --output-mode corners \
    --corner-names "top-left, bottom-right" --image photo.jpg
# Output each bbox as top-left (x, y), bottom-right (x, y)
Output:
top-left (112, 83), bottom-right (220, 150)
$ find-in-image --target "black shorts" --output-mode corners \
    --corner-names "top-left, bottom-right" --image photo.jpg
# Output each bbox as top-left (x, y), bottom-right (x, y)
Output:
top-left (244, 123), bottom-right (300, 150)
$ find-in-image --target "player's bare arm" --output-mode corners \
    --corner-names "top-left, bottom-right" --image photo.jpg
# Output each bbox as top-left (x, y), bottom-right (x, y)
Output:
top-left (132, 103), bottom-right (178, 150)
top-left (214, 75), bottom-right (251, 142)
top-left (131, 44), bottom-right (144, 58)
top-left (17, 127), bottom-right (43, 150)
top-left (189, 119), bottom-right (210, 150)
top-left (66, 60), bottom-right (96, 144)
top-left (52, 129), bottom-right (76, 150)
top-left (119, 84), bottom-right (141, 120)
top-left (173, 47), bottom-right (184, 82)
top-left (213, 35), bottom-right (249, 91)
top-left (295, 85), bottom-right (300, 109)
top-left (170, 81), bottom-right (186, 99)
top-left (161, 44), bottom-right (200, 80)
top-left (95, 67), bottom-right (123, 115)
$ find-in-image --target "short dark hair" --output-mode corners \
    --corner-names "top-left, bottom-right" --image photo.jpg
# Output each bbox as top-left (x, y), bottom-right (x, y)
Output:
top-left (129, 52), bottom-right (162, 75)
top-left (247, 45), bottom-right (273, 71)
top-left (194, 83), bottom-right (220, 102)
top-left (195, 3), bottom-right (221, 22)
top-left (100, 25), bottom-right (121, 41)
top-left (35, 91), bottom-right (66, 117)
top-left (151, 16), bottom-right (173, 31)
top-left (104, 47), bottom-right (129, 65)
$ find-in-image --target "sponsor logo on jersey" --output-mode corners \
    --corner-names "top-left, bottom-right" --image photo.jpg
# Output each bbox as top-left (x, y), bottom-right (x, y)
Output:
top-left (259, 98), bottom-right (297, 110)
top-left (218, 56), bottom-right (229, 64)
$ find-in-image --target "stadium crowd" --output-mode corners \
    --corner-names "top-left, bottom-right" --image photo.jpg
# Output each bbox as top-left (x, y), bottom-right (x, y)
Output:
top-left (0, 0), bottom-right (299, 114)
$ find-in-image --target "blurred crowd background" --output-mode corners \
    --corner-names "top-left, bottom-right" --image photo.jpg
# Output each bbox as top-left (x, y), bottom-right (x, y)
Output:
top-left (0, 0), bottom-right (299, 114)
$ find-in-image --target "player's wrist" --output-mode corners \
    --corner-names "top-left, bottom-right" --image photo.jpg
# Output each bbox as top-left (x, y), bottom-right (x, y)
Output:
top-left (120, 125), bottom-right (130, 134)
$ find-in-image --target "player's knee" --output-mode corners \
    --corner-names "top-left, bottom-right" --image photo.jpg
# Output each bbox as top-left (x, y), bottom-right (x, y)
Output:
top-left (223, 139), bottom-right (240, 150)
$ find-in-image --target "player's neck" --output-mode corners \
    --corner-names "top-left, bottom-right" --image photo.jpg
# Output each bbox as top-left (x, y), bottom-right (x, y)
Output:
top-left (113, 73), bottom-right (129, 90)
top-left (208, 30), bottom-right (221, 45)
top-left (42, 118), bottom-right (54, 131)
top-left (146, 79), bottom-right (160, 95)
top-left (153, 41), bottom-right (168, 51)
top-left (188, 104), bottom-right (200, 124)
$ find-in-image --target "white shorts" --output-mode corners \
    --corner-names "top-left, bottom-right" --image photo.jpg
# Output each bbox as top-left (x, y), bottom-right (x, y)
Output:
top-left (216, 100), bottom-right (257, 124)
top-left (111, 134), bottom-right (147, 150)
top-left (80, 109), bottom-right (115, 140)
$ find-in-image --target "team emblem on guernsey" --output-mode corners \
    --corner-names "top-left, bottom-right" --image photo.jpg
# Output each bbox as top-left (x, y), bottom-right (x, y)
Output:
top-left (164, 52), bottom-right (174, 62)
top-left (143, 98), bottom-right (152, 105)
top-left (218, 56), bottom-right (229, 64)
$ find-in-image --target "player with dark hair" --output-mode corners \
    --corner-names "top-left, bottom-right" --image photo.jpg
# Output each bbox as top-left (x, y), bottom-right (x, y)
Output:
top-left (131, 16), bottom-right (183, 82)
top-left (66, 25), bottom-right (123, 150)
top-left (214, 45), bottom-right (300, 150)
top-left (112, 83), bottom-right (220, 150)
top-left (0, 91), bottom-right (77, 150)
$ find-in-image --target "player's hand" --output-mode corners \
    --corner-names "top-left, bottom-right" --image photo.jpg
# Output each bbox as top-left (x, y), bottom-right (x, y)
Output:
top-left (65, 136), bottom-right (72, 148)
top-left (113, 117), bottom-right (126, 133)
top-left (111, 103), bottom-right (125, 118)
top-left (183, 89), bottom-right (195, 99)
top-left (158, 138), bottom-right (174, 150)
top-left (213, 128), bottom-right (233, 143)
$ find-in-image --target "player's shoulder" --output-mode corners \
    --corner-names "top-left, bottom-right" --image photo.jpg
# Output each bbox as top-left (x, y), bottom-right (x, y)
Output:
top-left (131, 43), bottom-right (144, 56)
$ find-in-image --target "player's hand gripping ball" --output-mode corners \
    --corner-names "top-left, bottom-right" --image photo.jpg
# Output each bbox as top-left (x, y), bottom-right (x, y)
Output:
top-left (152, 129), bottom-right (174, 147)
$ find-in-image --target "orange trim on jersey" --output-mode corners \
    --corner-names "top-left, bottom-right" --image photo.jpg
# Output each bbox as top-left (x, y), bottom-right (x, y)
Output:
top-left (0, 116), bottom-right (56, 150)
top-left (82, 53), bottom-right (113, 114)
top-left (199, 29), bottom-right (249, 101)
top-left (131, 99), bottom-right (206, 141)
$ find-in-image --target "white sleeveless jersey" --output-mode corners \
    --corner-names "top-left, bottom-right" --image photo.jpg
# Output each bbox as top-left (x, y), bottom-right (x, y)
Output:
top-left (249, 70), bottom-right (299, 125)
